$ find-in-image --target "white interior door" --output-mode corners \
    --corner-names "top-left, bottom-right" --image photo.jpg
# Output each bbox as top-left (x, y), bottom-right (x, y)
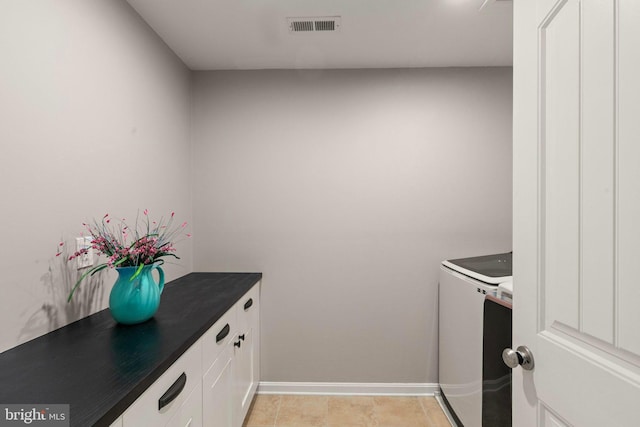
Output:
top-left (513, 0), bottom-right (640, 426)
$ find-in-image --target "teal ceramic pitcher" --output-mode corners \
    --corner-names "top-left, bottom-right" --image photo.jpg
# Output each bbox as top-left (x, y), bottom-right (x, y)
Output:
top-left (109, 264), bottom-right (165, 325)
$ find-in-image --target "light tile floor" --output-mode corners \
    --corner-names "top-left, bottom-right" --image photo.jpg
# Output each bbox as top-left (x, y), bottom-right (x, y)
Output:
top-left (243, 394), bottom-right (452, 427)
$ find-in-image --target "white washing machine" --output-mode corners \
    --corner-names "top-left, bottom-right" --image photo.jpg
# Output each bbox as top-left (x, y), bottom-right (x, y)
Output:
top-left (438, 252), bottom-right (512, 427)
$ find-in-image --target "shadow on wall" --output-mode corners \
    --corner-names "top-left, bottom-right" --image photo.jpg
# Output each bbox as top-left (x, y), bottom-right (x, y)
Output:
top-left (19, 247), bottom-right (105, 340)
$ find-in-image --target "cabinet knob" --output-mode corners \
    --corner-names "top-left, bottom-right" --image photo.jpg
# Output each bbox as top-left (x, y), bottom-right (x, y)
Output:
top-left (244, 298), bottom-right (253, 310)
top-left (234, 340), bottom-right (242, 348)
top-left (239, 334), bottom-right (245, 341)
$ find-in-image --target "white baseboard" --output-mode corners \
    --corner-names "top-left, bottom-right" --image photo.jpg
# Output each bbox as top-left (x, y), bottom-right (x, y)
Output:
top-left (257, 382), bottom-right (439, 396)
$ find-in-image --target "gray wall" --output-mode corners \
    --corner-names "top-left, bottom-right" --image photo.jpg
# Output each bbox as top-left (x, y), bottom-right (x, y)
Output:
top-left (0, 0), bottom-right (192, 353)
top-left (0, 1), bottom-right (511, 384)
top-left (192, 68), bottom-right (513, 383)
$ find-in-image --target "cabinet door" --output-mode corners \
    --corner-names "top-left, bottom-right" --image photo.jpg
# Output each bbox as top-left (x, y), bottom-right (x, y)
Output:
top-left (235, 285), bottom-right (260, 424)
top-left (167, 380), bottom-right (203, 427)
top-left (234, 327), bottom-right (253, 423)
top-left (203, 338), bottom-right (235, 427)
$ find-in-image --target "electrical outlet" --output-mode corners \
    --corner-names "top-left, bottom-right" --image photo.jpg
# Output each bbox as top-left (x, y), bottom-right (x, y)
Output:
top-left (75, 236), bottom-right (94, 269)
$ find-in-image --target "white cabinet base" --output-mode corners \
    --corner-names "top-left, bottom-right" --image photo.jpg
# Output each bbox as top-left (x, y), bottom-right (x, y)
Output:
top-left (121, 282), bottom-right (260, 427)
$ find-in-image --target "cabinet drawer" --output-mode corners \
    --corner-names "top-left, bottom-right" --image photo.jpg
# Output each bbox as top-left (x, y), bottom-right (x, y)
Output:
top-left (237, 284), bottom-right (259, 334)
top-left (202, 306), bottom-right (236, 372)
top-left (166, 379), bottom-right (203, 427)
top-left (123, 342), bottom-right (202, 427)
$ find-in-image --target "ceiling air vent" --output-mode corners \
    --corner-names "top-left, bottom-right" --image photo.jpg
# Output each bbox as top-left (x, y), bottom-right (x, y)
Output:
top-left (314, 20), bottom-right (335, 31)
top-left (292, 20), bottom-right (314, 32)
top-left (288, 17), bottom-right (341, 33)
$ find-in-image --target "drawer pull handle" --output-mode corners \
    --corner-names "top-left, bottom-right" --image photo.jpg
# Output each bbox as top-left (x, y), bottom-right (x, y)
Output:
top-left (158, 372), bottom-right (187, 410)
top-left (216, 324), bottom-right (230, 343)
top-left (244, 298), bottom-right (253, 310)
top-left (239, 334), bottom-right (245, 341)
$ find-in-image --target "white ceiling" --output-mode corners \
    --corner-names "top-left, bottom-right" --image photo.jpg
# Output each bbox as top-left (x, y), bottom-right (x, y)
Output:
top-left (126, 0), bottom-right (512, 70)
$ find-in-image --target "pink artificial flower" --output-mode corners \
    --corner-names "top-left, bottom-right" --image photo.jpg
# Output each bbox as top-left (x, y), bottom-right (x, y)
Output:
top-left (65, 210), bottom-right (188, 302)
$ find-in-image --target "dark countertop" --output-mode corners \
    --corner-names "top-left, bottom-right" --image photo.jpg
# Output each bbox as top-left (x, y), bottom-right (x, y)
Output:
top-left (0, 272), bottom-right (262, 427)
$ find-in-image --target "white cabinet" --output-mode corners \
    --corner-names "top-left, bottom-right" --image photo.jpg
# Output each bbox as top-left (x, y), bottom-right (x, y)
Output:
top-left (166, 380), bottom-right (203, 427)
top-left (203, 338), bottom-right (235, 426)
top-left (202, 283), bottom-right (261, 427)
top-left (201, 304), bottom-right (237, 427)
top-left (122, 342), bottom-right (203, 427)
top-left (121, 282), bottom-right (260, 427)
top-left (234, 285), bottom-right (260, 424)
